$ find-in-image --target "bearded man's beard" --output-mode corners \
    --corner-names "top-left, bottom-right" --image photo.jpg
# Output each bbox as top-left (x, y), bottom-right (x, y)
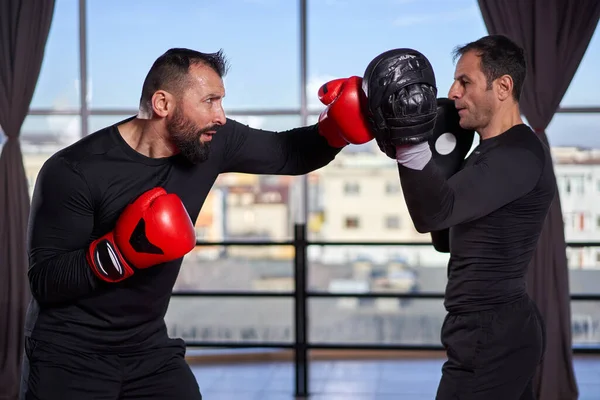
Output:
top-left (167, 108), bottom-right (215, 164)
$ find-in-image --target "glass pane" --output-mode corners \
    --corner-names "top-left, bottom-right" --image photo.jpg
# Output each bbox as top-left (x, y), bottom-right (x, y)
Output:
top-left (543, 113), bottom-right (600, 148)
top-left (307, 0), bottom-right (488, 112)
top-left (551, 115), bottom-right (600, 263)
top-left (86, 0), bottom-right (299, 110)
top-left (309, 298), bottom-right (445, 345)
top-left (30, 0), bottom-right (79, 110)
top-left (571, 301), bottom-right (600, 349)
top-left (307, 158), bottom-right (431, 242)
top-left (567, 247), bottom-right (600, 295)
top-left (561, 27), bottom-right (600, 107)
top-left (175, 245), bottom-right (294, 292)
top-left (308, 245), bottom-right (448, 294)
top-left (165, 297), bottom-right (294, 344)
top-left (21, 115), bottom-right (82, 196)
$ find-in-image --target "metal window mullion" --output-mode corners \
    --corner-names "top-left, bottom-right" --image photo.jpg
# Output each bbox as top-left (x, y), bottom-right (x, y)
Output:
top-left (78, 0), bottom-right (89, 138)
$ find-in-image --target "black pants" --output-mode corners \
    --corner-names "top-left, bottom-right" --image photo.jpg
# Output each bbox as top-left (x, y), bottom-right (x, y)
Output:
top-left (20, 337), bottom-right (202, 400)
top-left (436, 295), bottom-right (546, 400)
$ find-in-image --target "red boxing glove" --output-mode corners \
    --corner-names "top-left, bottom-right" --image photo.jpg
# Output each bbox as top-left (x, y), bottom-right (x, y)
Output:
top-left (317, 76), bottom-right (374, 147)
top-left (87, 187), bottom-right (197, 283)
top-left (317, 78), bottom-right (349, 148)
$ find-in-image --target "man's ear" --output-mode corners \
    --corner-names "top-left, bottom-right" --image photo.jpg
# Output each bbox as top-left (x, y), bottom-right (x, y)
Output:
top-left (151, 90), bottom-right (174, 117)
top-left (495, 75), bottom-right (513, 101)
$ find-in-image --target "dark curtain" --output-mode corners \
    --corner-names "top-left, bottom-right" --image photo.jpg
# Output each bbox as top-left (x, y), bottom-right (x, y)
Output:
top-left (0, 1), bottom-right (55, 399)
top-left (477, 1), bottom-right (600, 399)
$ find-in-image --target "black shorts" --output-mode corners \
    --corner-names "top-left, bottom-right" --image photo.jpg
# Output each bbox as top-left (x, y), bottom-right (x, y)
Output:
top-left (20, 337), bottom-right (202, 400)
top-left (436, 295), bottom-right (546, 400)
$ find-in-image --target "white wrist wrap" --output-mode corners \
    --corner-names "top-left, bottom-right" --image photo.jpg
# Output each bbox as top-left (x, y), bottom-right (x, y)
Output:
top-left (395, 142), bottom-right (432, 170)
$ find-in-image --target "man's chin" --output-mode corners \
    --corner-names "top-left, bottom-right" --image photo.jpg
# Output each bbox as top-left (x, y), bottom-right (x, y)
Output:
top-left (179, 144), bottom-right (211, 165)
top-left (458, 119), bottom-right (474, 131)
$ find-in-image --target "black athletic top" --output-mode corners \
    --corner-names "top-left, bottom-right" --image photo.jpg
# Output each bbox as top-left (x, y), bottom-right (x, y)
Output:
top-left (25, 117), bottom-right (340, 353)
top-left (397, 124), bottom-right (556, 313)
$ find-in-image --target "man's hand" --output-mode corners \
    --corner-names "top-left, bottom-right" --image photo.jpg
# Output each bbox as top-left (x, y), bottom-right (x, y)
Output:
top-left (86, 187), bottom-right (197, 283)
top-left (395, 98), bottom-right (476, 171)
top-left (317, 77), bottom-right (374, 148)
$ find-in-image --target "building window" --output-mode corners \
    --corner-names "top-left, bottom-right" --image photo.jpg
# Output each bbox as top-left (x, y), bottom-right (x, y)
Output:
top-left (564, 176), bottom-right (585, 195)
top-left (344, 182), bottom-right (360, 195)
top-left (385, 216), bottom-right (401, 229)
top-left (344, 216), bottom-right (360, 229)
top-left (385, 182), bottom-right (401, 194)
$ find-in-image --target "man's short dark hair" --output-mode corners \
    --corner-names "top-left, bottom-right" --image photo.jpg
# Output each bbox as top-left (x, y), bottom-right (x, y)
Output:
top-left (452, 34), bottom-right (526, 101)
top-left (139, 48), bottom-right (229, 111)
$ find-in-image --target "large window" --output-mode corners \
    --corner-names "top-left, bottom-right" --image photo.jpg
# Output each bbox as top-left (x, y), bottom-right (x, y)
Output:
top-left (22, 0), bottom-right (600, 352)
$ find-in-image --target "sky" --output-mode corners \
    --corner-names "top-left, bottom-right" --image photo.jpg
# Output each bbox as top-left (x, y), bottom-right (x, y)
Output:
top-left (23, 0), bottom-right (600, 148)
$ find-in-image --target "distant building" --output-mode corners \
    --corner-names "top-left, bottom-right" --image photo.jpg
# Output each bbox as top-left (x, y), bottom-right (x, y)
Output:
top-left (553, 147), bottom-right (600, 269)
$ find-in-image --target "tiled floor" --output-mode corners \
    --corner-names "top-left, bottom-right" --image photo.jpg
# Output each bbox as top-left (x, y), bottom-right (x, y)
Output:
top-left (191, 356), bottom-right (600, 399)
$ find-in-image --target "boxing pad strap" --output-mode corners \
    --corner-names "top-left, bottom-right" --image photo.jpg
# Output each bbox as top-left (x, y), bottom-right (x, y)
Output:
top-left (387, 116), bottom-right (437, 145)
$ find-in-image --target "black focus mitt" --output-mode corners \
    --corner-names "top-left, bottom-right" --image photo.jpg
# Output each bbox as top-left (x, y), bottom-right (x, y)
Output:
top-left (361, 48), bottom-right (438, 158)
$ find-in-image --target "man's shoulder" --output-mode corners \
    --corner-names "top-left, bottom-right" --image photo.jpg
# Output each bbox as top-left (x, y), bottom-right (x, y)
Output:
top-left (495, 125), bottom-right (550, 163)
top-left (44, 123), bottom-right (122, 172)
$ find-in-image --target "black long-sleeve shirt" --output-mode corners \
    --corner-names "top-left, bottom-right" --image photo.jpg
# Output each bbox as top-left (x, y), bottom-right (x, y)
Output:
top-left (25, 117), bottom-right (340, 352)
top-left (397, 124), bottom-right (556, 313)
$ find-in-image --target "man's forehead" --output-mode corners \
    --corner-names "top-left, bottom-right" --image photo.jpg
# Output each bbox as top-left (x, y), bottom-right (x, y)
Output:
top-left (189, 64), bottom-right (225, 93)
top-left (455, 52), bottom-right (481, 76)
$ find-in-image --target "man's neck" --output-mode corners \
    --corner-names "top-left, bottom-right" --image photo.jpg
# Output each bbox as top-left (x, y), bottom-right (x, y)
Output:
top-left (118, 117), bottom-right (177, 159)
top-left (478, 104), bottom-right (523, 141)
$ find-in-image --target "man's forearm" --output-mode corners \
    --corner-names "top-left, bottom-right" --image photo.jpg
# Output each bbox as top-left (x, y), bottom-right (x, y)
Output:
top-left (277, 124), bottom-right (342, 175)
top-left (397, 160), bottom-right (454, 233)
top-left (28, 249), bottom-right (99, 305)
top-left (286, 125), bottom-right (342, 175)
top-left (221, 122), bottom-right (342, 175)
